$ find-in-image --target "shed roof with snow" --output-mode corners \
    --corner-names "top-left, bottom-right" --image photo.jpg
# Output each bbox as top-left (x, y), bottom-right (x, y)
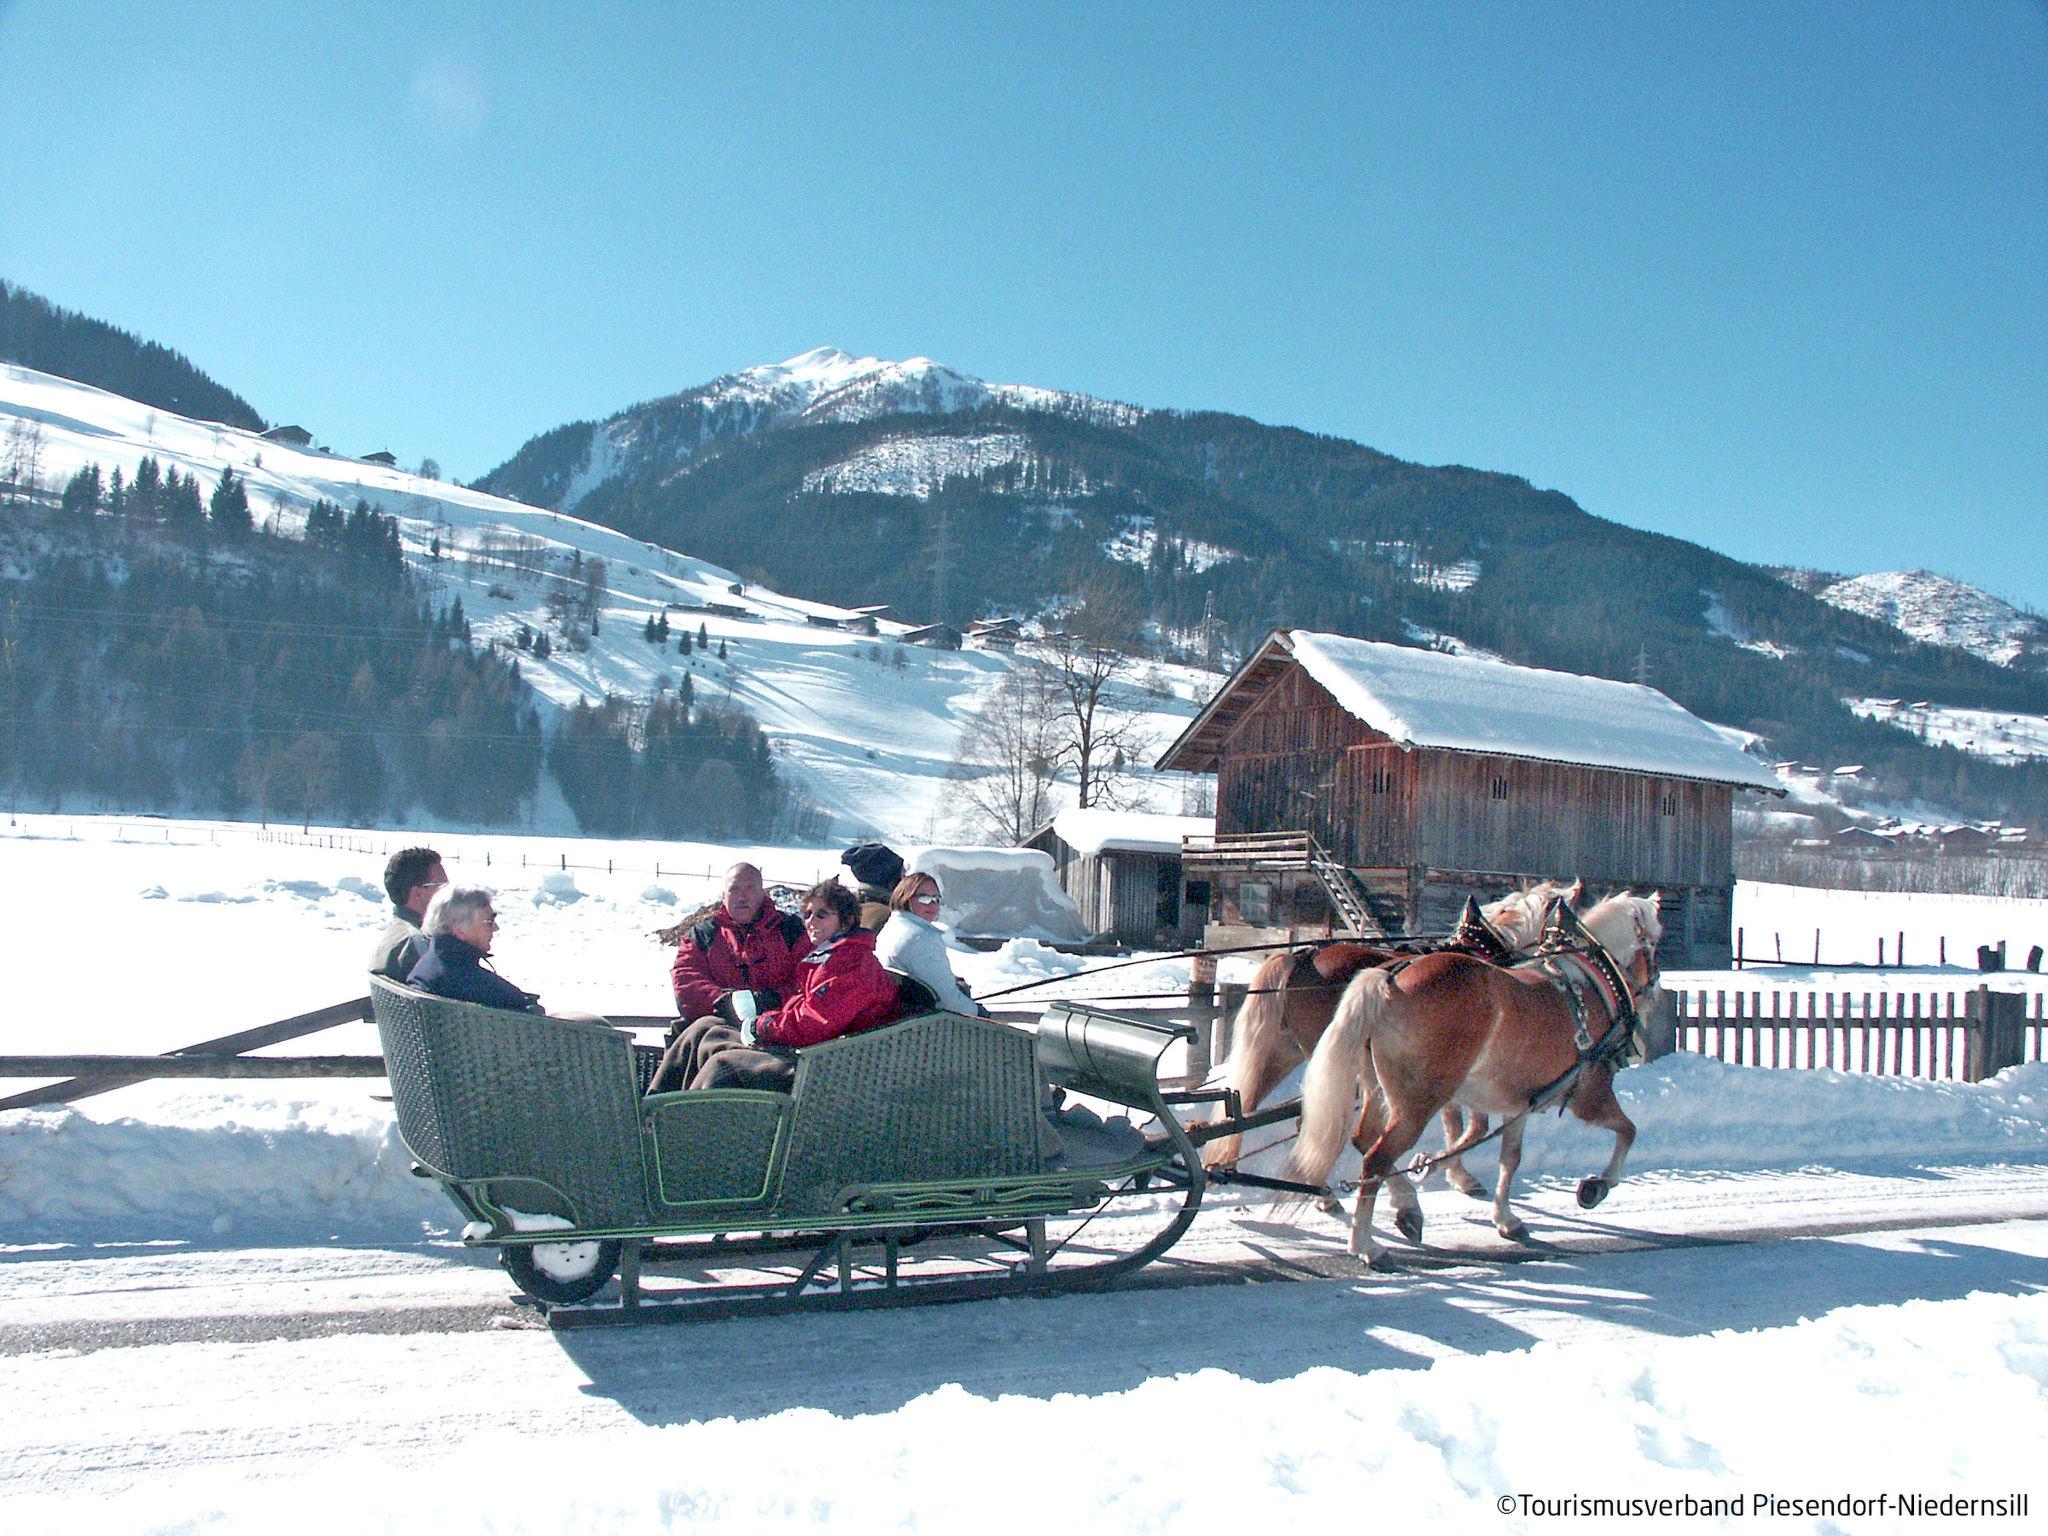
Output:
top-left (1159, 629), bottom-right (1782, 792)
top-left (1040, 809), bottom-right (1213, 857)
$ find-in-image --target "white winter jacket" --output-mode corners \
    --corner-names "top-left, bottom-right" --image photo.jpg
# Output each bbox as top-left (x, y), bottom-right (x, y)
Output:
top-left (874, 910), bottom-right (980, 1017)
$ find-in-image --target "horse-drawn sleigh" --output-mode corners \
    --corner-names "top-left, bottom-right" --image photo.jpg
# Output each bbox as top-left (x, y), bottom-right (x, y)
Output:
top-left (369, 884), bottom-right (1666, 1319)
top-left (370, 976), bottom-right (1219, 1322)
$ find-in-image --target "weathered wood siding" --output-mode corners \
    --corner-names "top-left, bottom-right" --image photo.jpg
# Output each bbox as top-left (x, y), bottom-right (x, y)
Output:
top-left (1410, 754), bottom-right (1732, 887)
top-left (1215, 670), bottom-right (1394, 864)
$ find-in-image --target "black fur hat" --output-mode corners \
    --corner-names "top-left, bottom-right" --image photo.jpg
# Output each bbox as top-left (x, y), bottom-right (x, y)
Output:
top-left (841, 841), bottom-right (905, 891)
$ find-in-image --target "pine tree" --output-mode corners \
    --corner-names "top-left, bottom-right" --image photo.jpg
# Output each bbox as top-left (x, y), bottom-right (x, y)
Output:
top-left (60, 463), bottom-right (103, 519)
top-left (209, 466), bottom-right (252, 538)
top-left (679, 631), bottom-right (692, 656)
top-left (130, 456), bottom-right (162, 520)
top-left (162, 469), bottom-right (205, 528)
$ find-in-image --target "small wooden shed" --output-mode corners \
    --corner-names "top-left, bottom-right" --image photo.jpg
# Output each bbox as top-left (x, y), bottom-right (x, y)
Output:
top-left (1155, 630), bottom-right (1784, 966)
top-left (1024, 809), bottom-right (1213, 948)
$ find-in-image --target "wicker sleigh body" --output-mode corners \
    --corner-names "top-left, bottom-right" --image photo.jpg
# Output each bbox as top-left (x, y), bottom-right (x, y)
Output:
top-left (367, 978), bottom-right (1205, 1320)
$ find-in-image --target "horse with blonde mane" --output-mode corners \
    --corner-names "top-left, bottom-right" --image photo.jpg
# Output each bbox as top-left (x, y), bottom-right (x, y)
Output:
top-left (1201, 878), bottom-right (1582, 1190)
top-left (1282, 891), bottom-right (1661, 1266)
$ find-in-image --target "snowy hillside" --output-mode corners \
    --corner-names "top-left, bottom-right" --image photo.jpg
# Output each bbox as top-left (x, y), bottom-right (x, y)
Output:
top-left (1849, 697), bottom-right (2048, 763)
top-left (0, 362), bottom-right (1206, 840)
top-left (1818, 569), bottom-right (2043, 667)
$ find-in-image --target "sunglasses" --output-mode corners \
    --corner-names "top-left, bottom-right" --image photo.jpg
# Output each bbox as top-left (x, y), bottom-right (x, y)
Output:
top-left (801, 908), bottom-right (834, 922)
top-left (910, 891), bottom-right (941, 906)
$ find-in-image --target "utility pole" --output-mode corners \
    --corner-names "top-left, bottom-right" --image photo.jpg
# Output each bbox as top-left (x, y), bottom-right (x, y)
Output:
top-left (929, 501), bottom-right (953, 625)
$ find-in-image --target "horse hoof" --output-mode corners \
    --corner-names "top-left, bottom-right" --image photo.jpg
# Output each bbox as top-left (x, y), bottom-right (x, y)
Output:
top-left (1577, 1177), bottom-right (1609, 1209)
top-left (1497, 1221), bottom-right (1528, 1243)
top-left (1395, 1208), bottom-right (1425, 1244)
top-left (1447, 1174), bottom-right (1486, 1199)
top-left (1365, 1249), bottom-right (1398, 1271)
top-left (1315, 1194), bottom-right (1345, 1218)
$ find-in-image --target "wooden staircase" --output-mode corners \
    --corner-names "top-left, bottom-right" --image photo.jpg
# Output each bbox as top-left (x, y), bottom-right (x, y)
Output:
top-left (1181, 830), bottom-right (1397, 939)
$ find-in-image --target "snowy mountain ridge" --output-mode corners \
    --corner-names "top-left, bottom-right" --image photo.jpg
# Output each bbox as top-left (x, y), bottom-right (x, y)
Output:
top-left (514, 347), bottom-right (1140, 514)
top-left (1814, 568), bottom-right (2043, 668)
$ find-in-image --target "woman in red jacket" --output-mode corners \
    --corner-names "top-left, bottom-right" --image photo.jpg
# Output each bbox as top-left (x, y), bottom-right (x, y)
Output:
top-left (668, 879), bottom-right (901, 1093)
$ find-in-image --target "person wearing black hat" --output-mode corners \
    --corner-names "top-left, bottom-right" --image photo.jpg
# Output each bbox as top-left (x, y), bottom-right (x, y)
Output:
top-left (840, 841), bottom-right (905, 932)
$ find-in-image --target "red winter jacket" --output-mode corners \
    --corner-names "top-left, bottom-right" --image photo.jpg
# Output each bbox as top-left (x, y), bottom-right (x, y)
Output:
top-left (671, 905), bottom-right (807, 1019)
top-left (753, 928), bottom-right (902, 1049)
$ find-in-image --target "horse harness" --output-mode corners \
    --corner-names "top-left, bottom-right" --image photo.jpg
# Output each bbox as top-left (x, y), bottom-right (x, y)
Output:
top-left (1519, 906), bottom-right (1649, 1113)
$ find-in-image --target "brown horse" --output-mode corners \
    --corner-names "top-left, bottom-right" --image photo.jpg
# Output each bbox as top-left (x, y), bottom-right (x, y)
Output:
top-left (1200, 879), bottom-right (1581, 1192)
top-left (1282, 892), bottom-right (1661, 1266)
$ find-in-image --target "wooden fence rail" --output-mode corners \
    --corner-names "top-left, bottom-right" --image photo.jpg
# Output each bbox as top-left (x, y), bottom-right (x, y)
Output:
top-left (0, 1003), bottom-right (1228, 1102)
top-left (1666, 986), bottom-right (2042, 1083)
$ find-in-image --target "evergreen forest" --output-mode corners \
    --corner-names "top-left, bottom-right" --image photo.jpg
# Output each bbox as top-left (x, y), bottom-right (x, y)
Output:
top-left (1, 279), bottom-right (265, 432)
top-left (1, 469), bottom-right (791, 837)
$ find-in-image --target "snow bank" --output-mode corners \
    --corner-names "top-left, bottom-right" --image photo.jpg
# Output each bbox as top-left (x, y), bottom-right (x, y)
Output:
top-left (912, 846), bottom-right (1089, 941)
top-left (8, 1056), bottom-right (2045, 1248)
top-left (0, 1099), bottom-right (449, 1242)
top-left (1226, 1055), bottom-right (2048, 1185)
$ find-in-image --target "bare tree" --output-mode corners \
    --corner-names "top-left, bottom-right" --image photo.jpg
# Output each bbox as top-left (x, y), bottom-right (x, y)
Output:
top-left (1040, 586), bottom-right (1155, 809)
top-left (943, 666), bottom-right (1065, 843)
top-left (2, 420), bottom-right (45, 507)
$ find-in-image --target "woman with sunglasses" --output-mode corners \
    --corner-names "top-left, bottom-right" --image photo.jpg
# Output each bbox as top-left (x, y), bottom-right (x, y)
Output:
top-left (662, 878), bottom-right (902, 1094)
top-left (874, 872), bottom-right (984, 1017)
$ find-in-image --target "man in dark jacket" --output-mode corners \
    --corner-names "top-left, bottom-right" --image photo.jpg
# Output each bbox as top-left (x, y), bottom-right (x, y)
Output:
top-left (406, 885), bottom-right (542, 1013)
top-left (670, 862), bottom-right (806, 1022)
top-left (369, 846), bottom-right (445, 980)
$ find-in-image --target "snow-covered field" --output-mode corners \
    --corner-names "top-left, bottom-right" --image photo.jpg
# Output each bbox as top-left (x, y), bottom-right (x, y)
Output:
top-left (3, 816), bottom-right (2048, 1528)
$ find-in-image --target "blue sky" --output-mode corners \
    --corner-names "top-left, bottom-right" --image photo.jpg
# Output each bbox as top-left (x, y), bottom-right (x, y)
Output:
top-left (3, 2), bottom-right (2044, 609)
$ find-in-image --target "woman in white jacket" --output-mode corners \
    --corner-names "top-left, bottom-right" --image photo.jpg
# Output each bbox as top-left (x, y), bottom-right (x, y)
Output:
top-left (873, 872), bottom-right (984, 1017)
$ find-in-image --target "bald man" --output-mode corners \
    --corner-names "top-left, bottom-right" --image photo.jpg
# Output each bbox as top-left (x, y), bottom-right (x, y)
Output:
top-left (669, 863), bottom-right (806, 1024)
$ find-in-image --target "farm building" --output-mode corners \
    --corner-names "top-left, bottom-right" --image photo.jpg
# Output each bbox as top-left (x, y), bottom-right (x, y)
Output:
top-left (1023, 810), bottom-right (1213, 948)
top-left (1155, 630), bottom-right (1784, 966)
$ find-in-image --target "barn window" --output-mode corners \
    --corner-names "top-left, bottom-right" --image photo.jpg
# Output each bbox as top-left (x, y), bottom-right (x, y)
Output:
top-left (1369, 762), bottom-right (1394, 794)
top-left (1660, 790), bottom-right (1679, 816)
top-left (1490, 775), bottom-right (1510, 801)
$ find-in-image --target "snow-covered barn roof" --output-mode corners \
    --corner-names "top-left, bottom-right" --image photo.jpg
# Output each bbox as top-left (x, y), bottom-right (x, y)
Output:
top-left (1158, 629), bottom-right (1784, 792)
top-left (1037, 809), bottom-right (1213, 857)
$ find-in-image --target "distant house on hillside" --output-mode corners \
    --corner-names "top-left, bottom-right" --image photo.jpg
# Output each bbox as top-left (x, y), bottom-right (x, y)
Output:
top-left (361, 450), bottom-right (398, 467)
top-left (902, 623), bottom-right (963, 650)
top-left (1024, 809), bottom-right (1212, 948)
top-left (260, 424), bottom-right (312, 447)
top-left (1155, 629), bottom-right (1784, 967)
top-left (966, 618), bottom-right (1021, 650)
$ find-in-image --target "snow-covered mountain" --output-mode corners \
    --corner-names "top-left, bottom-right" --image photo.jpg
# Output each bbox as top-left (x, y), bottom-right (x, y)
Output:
top-left (1814, 569), bottom-right (2042, 668)
top-left (481, 347), bottom-right (1139, 514)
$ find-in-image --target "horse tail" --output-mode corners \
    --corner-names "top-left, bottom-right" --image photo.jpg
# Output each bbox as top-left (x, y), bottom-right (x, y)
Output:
top-left (1202, 949), bottom-right (1298, 1168)
top-left (1284, 967), bottom-right (1391, 1191)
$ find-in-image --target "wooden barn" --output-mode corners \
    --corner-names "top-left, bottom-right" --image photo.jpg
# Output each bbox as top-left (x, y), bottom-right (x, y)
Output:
top-left (1155, 630), bottom-right (1784, 966)
top-left (1023, 810), bottom-right (1213, 948)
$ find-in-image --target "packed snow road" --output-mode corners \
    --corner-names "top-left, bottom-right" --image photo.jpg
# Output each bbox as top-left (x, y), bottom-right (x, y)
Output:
top-left (4, 1191), bottom-right (2046, 1504)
